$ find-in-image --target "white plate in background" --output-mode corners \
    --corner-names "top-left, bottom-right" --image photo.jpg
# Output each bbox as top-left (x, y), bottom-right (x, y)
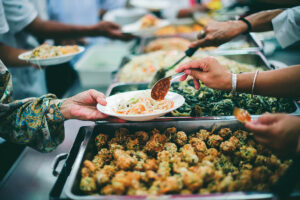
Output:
top-left (122, 19), bottom-right (169, 36)
top-left (130, 0), bottom-right (170, 11)
top-left (97, 90), bottom-right (185, 121)
top-left (18, 46), bottom-right (85, 66)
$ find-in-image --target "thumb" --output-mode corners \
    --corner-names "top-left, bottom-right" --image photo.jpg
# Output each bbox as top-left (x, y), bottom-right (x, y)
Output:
top-left (245, 120), bottom-right (271, 137)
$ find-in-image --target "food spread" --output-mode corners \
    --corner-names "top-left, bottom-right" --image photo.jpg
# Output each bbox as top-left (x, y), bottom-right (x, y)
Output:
top-left (79, 127), bottom-right (291, 195)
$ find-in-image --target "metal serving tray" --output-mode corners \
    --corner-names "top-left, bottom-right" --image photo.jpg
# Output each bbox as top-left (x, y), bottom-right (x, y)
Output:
top-left (51, 120), bottom-right (300, 199)
top-left (133, 33), bottom-right (263, 55)
top-left (113, 50), bottom-right (269, 84)
top-left (110, 51), bottom-right (300, 120)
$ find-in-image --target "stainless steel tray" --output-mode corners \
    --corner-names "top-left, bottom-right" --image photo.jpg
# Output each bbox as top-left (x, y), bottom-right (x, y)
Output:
top-left (133, 33), bottom-right (263, 55)
top-left (113, 51), bottom-right (270, 83)
top-left (110, 51), bottom-right (300, 120)
top-left (62, 120), bottom-right (300, 199)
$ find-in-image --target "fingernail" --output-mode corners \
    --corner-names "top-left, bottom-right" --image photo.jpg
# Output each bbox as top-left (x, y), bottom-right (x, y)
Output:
top-left (185, 69), bottom-right (191, 75)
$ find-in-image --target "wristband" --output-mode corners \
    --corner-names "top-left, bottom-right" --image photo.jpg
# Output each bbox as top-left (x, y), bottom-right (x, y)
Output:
top-left (231, 73), bottom-right (237, 96)
top-left (238, 17), bottom-right (252, 33)
top-left (251, 70), bottom-right (259, 98)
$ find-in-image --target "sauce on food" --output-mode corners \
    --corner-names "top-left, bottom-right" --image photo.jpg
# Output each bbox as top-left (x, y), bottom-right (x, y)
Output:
top-left (151, 77), bottom-right (170, 100)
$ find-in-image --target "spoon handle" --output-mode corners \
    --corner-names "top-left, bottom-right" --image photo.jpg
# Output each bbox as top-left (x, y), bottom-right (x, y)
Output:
top-left (171, 72), bottom-right (185, 82)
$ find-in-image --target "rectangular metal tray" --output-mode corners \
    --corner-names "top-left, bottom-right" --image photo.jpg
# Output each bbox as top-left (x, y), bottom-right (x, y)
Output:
top-left (110, 51), bottom-right (300, 120)
top-left (132, 33), bottom-right (263, 55)
top-left (113, 51), bottom-right (270, 84)
top-left (61, 120), bottom-right (300, 199)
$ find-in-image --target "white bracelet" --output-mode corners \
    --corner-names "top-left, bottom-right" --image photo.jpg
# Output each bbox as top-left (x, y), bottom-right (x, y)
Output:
top-left (231, 73), bottom-right (237, 96)
top-left (251, 70), bottom-right (259, 98)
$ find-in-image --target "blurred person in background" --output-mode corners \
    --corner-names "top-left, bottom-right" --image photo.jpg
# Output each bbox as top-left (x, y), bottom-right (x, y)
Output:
top-left (163, 0), bottom-right (223, 19)
top-left (46, 0), bottom-right (127, 97)
top-left (0, 0), bottom-right (132, 100)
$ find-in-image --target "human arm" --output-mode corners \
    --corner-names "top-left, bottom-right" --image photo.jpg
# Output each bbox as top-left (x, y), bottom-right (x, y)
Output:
top-left (245, 114), bottom-right (300, 157)
top-left (24, 17), bottom-right (133, 41)
top-left (190, 9), bottom-right (283, 48)
top-left (0, 43), bottom-right (28, 66)
top-left (175, 57), bottom-right (300, 98)
top-left (0, 59), bottom-right (109, 152)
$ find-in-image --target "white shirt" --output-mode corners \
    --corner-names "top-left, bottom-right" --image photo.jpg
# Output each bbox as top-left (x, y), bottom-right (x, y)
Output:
top-left (272, 6), bottom-right (300, 49)
top-left (0, 1), bottom-right (8, 34)
top-left (0, 0), bottom-right (47, 99)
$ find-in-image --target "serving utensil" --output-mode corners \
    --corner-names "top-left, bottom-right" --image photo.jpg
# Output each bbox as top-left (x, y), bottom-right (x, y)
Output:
top-left (149, 30), bottom-right (206, 88)
top-left (149, 47), bottom-right (198, 88)
top-left (151, 72), bottom-right (185, 100)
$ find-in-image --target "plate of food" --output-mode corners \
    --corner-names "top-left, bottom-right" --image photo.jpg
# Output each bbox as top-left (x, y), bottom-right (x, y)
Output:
top-left (130, 0), bottom-right (170, 11)
top-left (122, 14), bottom-right (170, 36)
top-left (18, 44), bottom-right (85, 66)
top-left (97, 90), bottom-right (184, 121)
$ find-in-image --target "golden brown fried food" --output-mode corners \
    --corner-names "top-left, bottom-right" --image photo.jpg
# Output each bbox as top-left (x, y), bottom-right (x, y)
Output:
top-left (163, 142), bottom-right (178, 154)
top-left (113, 149), bottom-right (137, 170)
top-left (144, 133), bottom-right (167, 155)
top-left (195, 129), bottom-right (211, 141)
top-left (220, 141), bottom-right (236, 153)
top-left (181, 144), bottom-right (199, 164)
top-left (189, 137), bottom-right (207, 152)
top-left (134, 131), bottom-right (149, 144)
top-left (80, 177), bottom-right (96, 192)
top-left (95, 133), bottom-right (108, 150)
top-left (207, 135), bottom-right (223, 148)
top-left (218, 128), bottom-right (232, 138)
top-left (79, 127), bottom-right (291, 195)
top-left (174, 131), bottom-right (188, 146)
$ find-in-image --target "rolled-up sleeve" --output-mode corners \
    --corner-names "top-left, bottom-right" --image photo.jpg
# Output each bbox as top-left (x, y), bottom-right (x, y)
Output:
top-left (272, 6), bottom-right (300, 49)
top-left (0, 61), bottom-right (65, 152)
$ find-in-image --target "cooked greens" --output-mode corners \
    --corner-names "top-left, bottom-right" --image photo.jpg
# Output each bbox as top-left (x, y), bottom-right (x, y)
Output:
top-left (170, 80), bottom-right (296, 117)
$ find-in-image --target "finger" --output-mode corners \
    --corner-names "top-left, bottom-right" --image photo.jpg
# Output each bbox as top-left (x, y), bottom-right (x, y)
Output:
top-left (256, 113), bottom-right (283, 125)
top-left (97, 97), bottom-right (107, 106)
top-left (88, 89), bottom-right (106, 105)
top-left (189, 38), bottom-right (207, 48)
top-left (193, 77), bottom-right (200, 90)
top-left (254, 135), bottom-right (270, 146)
top-left (179, 74), bottom-right (188, 81)
top-left (245, 121), bottom-right (271, 137)
top-left (188, 69), bottom-right (206, 81)
top-left (106, 21), bottom-right (120, 29)
top-left (176, 60), bottom-right (207, 73)
top-left (93, 111), bottom-right (109, 120)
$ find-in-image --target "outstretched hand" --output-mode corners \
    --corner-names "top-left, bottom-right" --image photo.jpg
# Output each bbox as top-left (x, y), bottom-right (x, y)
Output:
top-left (245, 114), bottom-right (300, 158)
top-left (92, 21), bottom-right (135, 41)
top-left (60, 89), bottom-right (108, 121)
top-left (190, 20), bottom-right (248, 49)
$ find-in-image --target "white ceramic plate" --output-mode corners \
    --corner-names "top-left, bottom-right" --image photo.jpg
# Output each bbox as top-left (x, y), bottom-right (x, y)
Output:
top-left (122, 19), bottom-right (169, 36)
top-left (97, 90), bottom-right (185, 121)
top-left (130, 0), bottom-right (170, 11)
top-left (18, 46), bottom-right (85, 66)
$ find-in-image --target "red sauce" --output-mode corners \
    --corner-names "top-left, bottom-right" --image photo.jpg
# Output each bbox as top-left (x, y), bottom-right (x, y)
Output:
top-left (151, 78), bottom-right (170, 100)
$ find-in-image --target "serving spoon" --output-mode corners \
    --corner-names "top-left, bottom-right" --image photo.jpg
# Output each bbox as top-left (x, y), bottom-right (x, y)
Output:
top-left (151, 72), bottom-right (185, 100)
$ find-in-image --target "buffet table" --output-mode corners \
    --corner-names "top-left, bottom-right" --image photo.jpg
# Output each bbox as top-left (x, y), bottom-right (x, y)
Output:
top-left (1, 35), bottom-right (300, 200)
